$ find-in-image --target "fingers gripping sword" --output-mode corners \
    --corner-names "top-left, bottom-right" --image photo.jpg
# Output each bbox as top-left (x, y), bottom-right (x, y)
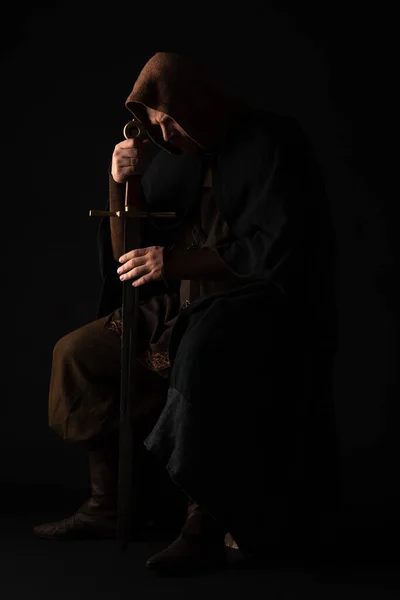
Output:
top-left (89, 120), bottom-right (175, 550)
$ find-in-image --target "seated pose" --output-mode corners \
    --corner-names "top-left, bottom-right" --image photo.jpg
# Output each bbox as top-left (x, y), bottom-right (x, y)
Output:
top-left (33, 52), bottom-right (338, 575)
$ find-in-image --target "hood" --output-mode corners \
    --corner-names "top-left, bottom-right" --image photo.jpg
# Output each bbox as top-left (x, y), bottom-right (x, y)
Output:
top-left (125, 52), bottom-right (248, 155)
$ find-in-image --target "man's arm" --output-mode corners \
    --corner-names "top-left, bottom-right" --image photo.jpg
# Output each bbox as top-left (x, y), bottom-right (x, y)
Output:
top-left (162, 246), bottom-right (241, 282)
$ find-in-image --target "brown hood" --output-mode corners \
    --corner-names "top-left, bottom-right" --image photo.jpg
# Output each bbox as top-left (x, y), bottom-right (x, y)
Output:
top-left (125, 52), bottom-right (248, 154)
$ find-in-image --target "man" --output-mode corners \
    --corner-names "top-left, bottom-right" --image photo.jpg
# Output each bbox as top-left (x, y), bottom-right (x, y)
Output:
top-left (33, 52), bottom-right (338, 574)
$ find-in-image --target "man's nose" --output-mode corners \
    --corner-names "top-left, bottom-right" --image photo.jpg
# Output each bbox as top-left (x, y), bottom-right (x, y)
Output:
top-left (161, 124), bottom-right (176, 143)
top-left (161, 124), bottom-right (169, 142)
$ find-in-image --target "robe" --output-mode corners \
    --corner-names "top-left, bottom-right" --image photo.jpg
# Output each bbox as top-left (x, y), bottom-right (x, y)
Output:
top-left (96, 105), bottom-right (339, 553)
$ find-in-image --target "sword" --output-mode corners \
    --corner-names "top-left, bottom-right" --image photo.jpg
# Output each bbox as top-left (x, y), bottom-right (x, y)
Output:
top-left (89, 119), bottom-right (175, 550)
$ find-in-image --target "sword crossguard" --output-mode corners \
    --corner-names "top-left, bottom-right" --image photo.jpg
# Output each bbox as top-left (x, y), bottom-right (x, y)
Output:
top-left (89, 209), bottom-right (176, 218)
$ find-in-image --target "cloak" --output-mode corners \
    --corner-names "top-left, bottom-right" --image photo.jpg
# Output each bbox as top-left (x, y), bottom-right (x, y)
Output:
top-left (96, 53), bottom-right (339, 553)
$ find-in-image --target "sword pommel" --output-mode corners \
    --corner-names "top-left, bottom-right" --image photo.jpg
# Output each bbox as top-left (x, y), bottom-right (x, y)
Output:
top-left (123, 119), bottom-right (148, 141)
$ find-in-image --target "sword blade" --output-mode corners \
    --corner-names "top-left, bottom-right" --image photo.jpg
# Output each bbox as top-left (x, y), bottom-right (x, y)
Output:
top-left (117, 180), bottom-right (141, 551)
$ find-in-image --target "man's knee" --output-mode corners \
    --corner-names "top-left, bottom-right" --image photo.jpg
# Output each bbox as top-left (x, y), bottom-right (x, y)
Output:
top-left (52, 317), bottom-right (109, 363)
top-left (52, 316), bottom-right (121, 378)
top-left (53, 327), bottom-right (84, 362)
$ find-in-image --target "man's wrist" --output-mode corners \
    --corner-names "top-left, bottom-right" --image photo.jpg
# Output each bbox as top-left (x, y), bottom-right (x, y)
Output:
top-left (163, 246), bottom-right (234, 281)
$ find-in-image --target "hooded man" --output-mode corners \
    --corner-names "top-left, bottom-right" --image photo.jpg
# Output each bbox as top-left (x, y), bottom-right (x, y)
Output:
top-left (33, 52), bottom-right (338, 574)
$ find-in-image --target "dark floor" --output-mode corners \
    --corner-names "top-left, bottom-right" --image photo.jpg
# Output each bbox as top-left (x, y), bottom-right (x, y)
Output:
top-left (1, 485), bottom-right (399, 599)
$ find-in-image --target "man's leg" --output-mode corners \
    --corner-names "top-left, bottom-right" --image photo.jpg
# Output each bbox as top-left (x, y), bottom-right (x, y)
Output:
top-left (33, 311), bottom-right (169, 540)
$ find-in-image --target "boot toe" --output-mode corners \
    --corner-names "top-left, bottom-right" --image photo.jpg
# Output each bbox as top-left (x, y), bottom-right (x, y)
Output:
top-left (146, 535), bottom-right (227, 575)
top-left (32, 514), bottom-right (117, 541)
top-left (32, 516), bottom-right (77, 540)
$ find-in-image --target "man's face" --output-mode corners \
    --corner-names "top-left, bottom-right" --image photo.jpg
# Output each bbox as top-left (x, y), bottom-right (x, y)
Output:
top-left (145, 107), bottom-right (203, 155)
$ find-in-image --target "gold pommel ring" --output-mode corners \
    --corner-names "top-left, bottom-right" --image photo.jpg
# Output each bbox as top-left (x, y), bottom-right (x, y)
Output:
top-left (123, 119), bottom-right (148, 140)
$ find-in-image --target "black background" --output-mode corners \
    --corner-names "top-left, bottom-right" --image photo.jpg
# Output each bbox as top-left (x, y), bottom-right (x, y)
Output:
top-left (0, 3), bottom-right (398, 532)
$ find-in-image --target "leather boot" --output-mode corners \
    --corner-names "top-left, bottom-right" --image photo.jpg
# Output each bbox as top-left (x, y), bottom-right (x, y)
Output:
top-left (32, 437), bottom-right (118, 540)
top-left (145, 501), bottom-right (227, 575)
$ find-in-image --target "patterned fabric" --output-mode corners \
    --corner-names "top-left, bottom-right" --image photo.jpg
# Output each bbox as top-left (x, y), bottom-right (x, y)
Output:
top-left (105, 318), bottom-right (171, 371)
top-left (105, 318), bottom-right (123, 336)
top-left (142, 350), bottom-right (171, 371)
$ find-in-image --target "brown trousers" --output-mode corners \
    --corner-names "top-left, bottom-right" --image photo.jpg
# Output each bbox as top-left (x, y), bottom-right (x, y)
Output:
top-left (48, 310), bottom-right (170, 443)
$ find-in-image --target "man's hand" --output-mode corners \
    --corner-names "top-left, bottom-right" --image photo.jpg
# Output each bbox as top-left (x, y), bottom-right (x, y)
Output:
top-left (117, 246), bottom-right (164, 287)
top-left (111, 138), bottom-right (151, 184)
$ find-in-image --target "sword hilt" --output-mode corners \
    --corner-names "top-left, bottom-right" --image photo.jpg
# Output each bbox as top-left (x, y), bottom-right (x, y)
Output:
top-left (90, 119), bottom-right (176, 219)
